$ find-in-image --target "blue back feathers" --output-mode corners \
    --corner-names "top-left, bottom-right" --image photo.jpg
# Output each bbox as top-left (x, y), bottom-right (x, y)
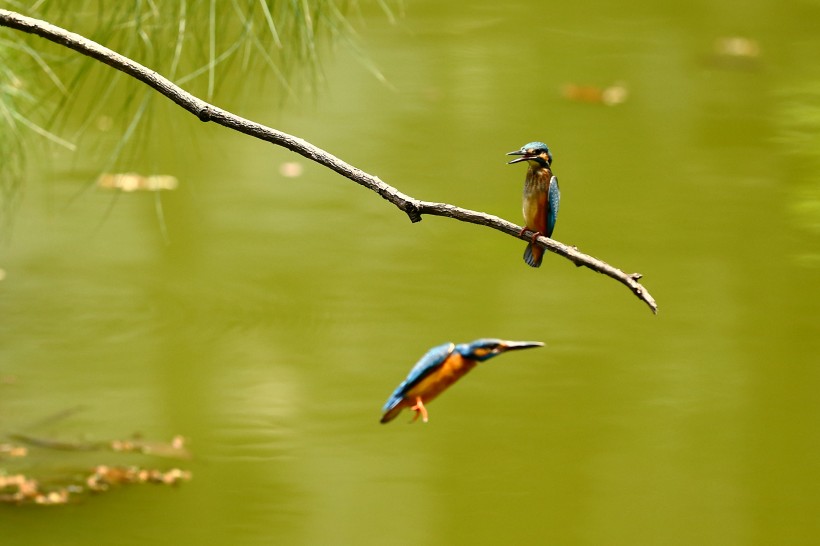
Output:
top-left (381, 339), bottom-right (517, 413)
top-left (546, 175), bottom-right (560, 237)
top-left (381, 342), bottom-right (455, 413)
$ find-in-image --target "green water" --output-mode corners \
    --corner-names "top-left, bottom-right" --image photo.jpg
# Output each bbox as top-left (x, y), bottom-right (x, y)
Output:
top-left (2, 1), bottom-right (819, 545)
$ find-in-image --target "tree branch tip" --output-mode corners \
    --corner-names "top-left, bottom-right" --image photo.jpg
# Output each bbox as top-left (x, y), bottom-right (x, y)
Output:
top-left (639, 291), bottom-right (659, 314)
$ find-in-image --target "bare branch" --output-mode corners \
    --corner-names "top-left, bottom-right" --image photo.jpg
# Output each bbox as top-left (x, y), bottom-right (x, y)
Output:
top-left (0, 9), bottom-right (658, 313)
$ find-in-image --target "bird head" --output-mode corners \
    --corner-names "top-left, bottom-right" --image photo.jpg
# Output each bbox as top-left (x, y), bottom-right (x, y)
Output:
top-left (456, 338), bottom-right (544, 362)
top-left (507, 141), bottom-right (552, 167)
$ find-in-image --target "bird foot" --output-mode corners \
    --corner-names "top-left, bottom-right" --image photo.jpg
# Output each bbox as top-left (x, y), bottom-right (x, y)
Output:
top-left (410, 397), bottom-right (429, 423)
top-left (518, 228), bottom-right (543, 243)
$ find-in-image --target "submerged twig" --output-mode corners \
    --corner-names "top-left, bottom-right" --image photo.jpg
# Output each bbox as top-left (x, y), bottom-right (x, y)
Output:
top-left (0, 9), bottom-right (658, 313)
top-left (2, 424), bottom-right (191, 505)
top-left (8, 432), bottom-right (191, 459)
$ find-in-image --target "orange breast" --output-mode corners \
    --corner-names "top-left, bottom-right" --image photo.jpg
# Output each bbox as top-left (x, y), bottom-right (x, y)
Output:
top-left (405, 353), bottom-right (477, 404)
top-left (522, 169), bottom-right (550, 233)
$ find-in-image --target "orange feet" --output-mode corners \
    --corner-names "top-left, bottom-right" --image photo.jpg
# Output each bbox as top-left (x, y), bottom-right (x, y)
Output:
top-left (518, 227), bottom-right (543, 243)
top-left (410, 397), bottom-right (429, 423)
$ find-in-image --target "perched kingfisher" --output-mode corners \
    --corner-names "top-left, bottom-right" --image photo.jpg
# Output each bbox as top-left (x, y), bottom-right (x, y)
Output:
top-left (507, 141), bottom-right (560, 268)
top-left (380, 338), bottom-right (544, 424)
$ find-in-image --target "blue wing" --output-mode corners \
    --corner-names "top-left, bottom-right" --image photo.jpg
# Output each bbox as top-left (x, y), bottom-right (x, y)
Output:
top-left (545, 176), bottom-right (560, 238)
top-left (381, 342), bottom-right (455, 413)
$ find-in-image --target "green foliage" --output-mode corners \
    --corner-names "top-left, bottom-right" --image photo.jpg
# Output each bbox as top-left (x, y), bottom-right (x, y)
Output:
top-left (0, 0), bottom-right (398, 207)
top-left (25, 0), bottom-right (394, 98)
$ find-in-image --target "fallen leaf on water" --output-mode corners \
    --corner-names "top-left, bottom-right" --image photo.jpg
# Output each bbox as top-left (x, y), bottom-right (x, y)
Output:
top-left (97, 172), bottom-right (179, 192)
top-left (279, 162), bottom-right (303, 178)
top-left (562, 82), bottom-right (628, 106)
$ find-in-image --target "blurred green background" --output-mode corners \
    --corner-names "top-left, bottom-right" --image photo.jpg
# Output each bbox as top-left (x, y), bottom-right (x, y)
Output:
top-left (1, 1), bottom-right (819, 544)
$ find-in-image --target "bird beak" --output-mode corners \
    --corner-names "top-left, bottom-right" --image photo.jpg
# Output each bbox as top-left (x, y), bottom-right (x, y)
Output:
top-left (506, 150), bottom-right (531, 164)
top-left (496, 340), bottom-right (545, 353)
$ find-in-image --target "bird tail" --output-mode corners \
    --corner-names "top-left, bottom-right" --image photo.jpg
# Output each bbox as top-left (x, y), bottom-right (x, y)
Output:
top-left (523, 243), bottom-right (544, 268)
top-left (380, 404), bottom-right (403, 424)
top-left (380, 397), bottom-right (404, 424)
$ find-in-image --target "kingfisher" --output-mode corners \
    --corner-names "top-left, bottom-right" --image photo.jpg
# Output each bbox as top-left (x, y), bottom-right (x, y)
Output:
top-left (507, 141), bottom-right (560, 267)
top-left (379, 338), bottom-right (544, 424)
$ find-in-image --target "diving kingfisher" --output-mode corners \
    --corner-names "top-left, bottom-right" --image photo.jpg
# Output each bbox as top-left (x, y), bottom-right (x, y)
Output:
top-left (380, 338), bottom-right (544, 424)
top-left (507, 141), bottom-right (560, 268)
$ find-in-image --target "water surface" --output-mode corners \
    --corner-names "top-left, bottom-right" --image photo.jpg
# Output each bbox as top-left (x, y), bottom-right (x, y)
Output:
top-left (2, 1), bottom-right (819, 545)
